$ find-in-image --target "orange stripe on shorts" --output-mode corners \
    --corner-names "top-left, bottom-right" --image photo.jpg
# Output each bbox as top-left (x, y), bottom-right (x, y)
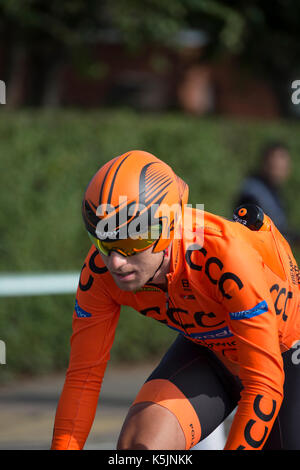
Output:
top-left (132, 378), bottom-right (201, 449)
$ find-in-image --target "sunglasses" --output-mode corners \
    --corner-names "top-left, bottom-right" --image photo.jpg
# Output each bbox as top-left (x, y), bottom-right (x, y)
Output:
top-left (88, 224), bottom-right (161, 257)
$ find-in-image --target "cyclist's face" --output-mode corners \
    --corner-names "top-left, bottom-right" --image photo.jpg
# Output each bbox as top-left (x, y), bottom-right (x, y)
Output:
top-left (100, 247), bottom-right (167, 291)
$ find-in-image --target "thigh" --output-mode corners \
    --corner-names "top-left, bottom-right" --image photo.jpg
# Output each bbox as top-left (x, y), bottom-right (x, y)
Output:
top-left (119, 335), bottom-right (242, 450)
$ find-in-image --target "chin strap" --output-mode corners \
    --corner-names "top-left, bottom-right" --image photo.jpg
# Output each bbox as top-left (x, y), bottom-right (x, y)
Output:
top-left (146, 249), bottom-right (166, 284)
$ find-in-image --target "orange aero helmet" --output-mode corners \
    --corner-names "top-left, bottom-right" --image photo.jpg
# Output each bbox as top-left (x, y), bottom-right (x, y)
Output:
top-left (82, 150), bottom-right (189, 253)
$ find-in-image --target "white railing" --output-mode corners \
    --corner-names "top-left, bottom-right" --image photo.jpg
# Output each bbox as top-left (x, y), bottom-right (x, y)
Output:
top-left (0, 273), bottom-right (79, 297)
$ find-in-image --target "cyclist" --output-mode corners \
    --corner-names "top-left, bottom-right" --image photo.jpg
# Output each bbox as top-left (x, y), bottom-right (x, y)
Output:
top-left (51, 150), bottom-right (300, 450)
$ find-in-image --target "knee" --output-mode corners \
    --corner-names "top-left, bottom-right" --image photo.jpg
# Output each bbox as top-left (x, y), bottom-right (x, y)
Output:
top-left (117, 434), bottom-right (150, 450)
top-left (117, 429), bottom-right (177, 450)
top-left (116, 403), bottom-right (158, 450)
top-left (116, 402), bottom-right (186, 450)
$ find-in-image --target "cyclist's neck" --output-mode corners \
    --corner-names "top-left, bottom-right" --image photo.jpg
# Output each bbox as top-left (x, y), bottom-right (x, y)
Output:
top-left (148, 248), bottom-right (172, 291)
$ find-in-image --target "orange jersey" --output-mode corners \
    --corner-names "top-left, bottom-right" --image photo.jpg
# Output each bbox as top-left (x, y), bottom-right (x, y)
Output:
top-left (51, 209), bottom-right (300, 450)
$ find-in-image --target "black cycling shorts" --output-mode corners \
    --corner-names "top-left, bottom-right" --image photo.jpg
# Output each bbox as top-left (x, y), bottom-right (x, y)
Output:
top-left (132, 334), bottom-right (300, 450)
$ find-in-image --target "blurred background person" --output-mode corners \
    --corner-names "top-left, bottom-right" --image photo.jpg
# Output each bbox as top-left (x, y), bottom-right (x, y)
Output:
top-left (234, 141), bottom-right (300, 245)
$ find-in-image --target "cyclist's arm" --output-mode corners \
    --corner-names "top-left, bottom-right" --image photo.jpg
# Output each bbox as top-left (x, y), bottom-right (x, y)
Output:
top-left (51, 248), bottom-right (120, 450)
top-left (209, 239), bottom-right (284, 450)
top-left (224, 300), bottom-right (283, 449)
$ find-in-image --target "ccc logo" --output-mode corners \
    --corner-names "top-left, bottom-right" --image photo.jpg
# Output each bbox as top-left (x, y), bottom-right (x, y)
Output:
top-left (270, 284), bottom-right (293, 322)
top-left (237, 394), bottom-right (277, 449)
top-left (79, 249), bottom-right (108, 291)
top-left (185, 245), bottom-right (244, 299)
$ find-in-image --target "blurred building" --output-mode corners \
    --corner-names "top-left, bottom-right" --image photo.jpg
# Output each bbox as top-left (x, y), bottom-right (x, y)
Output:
top-left (1, 29), bottom-right (281, 118)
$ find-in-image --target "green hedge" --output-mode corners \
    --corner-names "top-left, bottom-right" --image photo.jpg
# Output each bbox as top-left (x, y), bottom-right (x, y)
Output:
top-left (1, 109), bottom-right (300, 382)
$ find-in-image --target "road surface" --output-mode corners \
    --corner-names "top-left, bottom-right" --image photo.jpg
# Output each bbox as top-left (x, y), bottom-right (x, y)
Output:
top-left (0, 362), bottom-right (230, 450)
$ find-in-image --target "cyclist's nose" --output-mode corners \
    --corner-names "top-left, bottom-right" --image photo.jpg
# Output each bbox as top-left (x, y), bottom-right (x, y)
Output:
top-left (107, 251), bottom-right (128, 271)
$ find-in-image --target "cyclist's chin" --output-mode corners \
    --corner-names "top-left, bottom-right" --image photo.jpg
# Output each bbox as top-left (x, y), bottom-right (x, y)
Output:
top-left (112, 273), bottom-right (143, 291)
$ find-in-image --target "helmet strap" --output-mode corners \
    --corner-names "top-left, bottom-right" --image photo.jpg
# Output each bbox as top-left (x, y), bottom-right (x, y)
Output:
top-left (145, 250), bottom-right (166, 284)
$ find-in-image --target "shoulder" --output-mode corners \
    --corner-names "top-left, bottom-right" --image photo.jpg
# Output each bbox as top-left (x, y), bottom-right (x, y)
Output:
top-left (183, 207), bottom-right (258, 257)
top-left (200, 210), bottom-right (257, 261)
top-left (77, 246), bottom-right (119, 304)
top-left (82, 245), bottom-right (109, 274)
top-left (204, 214), bottom-right (265, 284)
top-left (183, 209), bottom-right (265, 297)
